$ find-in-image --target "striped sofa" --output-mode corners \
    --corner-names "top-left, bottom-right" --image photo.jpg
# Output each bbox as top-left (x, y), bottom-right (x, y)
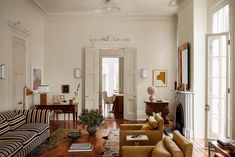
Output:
top-left (0, 109), bottom-right (50, 157)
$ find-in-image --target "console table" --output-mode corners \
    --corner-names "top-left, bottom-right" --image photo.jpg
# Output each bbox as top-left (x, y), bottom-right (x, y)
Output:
top-left (35, 104), bottom-right (77, 128)
top-left (144, 101), bottom-right (170, 124)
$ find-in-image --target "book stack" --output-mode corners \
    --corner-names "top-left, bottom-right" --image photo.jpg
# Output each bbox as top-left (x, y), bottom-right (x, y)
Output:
top-left (68, 143), bottom-right (93, 152)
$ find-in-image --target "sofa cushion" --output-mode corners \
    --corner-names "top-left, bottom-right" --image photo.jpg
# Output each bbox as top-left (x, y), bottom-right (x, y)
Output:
top-left (152, 141), bottom-right (171, 157)
top-left (16, 123), bottom-right (50, 135)
top-left (0, 140), bottom-right (23, 157)
top-left (148, 116), bottom-right (158, 129)
top-left (141, 122), bottom-right (154, 130)
top-left (0, 130), bottom-right (37, 145)
top-left (173, 130), bottom-right (193, 157)
top-left (164, 136), bottom-right (184, 157)
top-left (0, 111), bottom-right (17, 119)
top-left (0, 118), bottom-right (10, 135)
top-left (8, 113), bottom-right (26, 131)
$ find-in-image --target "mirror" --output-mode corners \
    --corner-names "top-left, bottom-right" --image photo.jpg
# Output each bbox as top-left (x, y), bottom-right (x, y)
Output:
top-left (178, 43), bottom-right (190, 90)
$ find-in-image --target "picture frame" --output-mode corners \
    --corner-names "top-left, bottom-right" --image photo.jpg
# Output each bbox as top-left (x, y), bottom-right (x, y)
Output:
top-left (152, 70), bottom-right (168, 87)
top-left (31, 65), bottom-right (43, 92)
top-left (0, 64), bottom-right (5, 79)
top-left (62, 85), bottom-right (69, 93)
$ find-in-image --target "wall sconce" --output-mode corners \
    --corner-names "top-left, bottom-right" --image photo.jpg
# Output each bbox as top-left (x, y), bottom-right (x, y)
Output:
top-left (140, 68), bottom-right (147, 79)
top-left (0, 64), bottom-right (5, 79)
top-left (38, 85), bottom-right (50, 105)
top-left (74, 68), bottom-right (81, 78)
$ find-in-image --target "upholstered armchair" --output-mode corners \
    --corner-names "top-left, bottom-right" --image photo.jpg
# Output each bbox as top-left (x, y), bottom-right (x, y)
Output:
top-left (119, 114), bottom-right (164, 156)
top-left (122, 130), bottom-right (193, 157)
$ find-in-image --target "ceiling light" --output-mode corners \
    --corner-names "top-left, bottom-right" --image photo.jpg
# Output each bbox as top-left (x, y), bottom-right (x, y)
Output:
top-left (94, 0), bottom-right (120, 14)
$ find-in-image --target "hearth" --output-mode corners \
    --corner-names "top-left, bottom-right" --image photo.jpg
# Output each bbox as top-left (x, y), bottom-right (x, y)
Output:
top-left (174, 91), bottom-right (194, 138)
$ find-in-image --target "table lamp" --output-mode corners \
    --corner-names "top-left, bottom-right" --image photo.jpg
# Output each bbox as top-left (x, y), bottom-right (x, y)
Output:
top-left (38, 85), bottom-right (49, 105)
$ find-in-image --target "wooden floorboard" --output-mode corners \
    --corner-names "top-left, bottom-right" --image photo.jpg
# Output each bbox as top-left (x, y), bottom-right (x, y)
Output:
top-left (48, 114), bottom-right (208, 157)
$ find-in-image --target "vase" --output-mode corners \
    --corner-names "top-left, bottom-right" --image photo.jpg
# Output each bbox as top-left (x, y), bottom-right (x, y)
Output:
top-left (86, 126), bottom-right (97, 135)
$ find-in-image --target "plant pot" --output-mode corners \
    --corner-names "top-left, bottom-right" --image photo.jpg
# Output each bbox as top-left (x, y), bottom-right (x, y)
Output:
top-left (86, 126), bottom-right (97, 135)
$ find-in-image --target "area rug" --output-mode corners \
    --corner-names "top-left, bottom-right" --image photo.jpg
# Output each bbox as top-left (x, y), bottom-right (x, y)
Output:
top-left (28, 129), bottom-right (65, 157)
top-left (103, 129), bottom-right (120, 157)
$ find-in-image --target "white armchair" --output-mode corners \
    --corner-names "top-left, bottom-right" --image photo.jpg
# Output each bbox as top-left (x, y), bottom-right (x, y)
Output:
top-left (102, 91), bottom-right (114, 114)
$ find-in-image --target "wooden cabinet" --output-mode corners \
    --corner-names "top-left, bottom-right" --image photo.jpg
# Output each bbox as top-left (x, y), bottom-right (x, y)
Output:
top-left (144, 101), bottom-right (170, 124)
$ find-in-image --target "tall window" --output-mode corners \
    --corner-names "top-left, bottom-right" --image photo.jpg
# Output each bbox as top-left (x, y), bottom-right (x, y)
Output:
top-left (212, 5), bottom-right (229, 33)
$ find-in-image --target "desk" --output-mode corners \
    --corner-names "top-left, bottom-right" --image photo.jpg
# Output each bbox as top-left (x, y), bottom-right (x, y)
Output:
top-left (144, 101), bottom-right (170, 124)
top-left (35, 104), bottom-right (77, 128)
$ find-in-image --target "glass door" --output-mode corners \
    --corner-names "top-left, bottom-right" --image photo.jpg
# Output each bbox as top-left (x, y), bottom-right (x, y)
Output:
top-left (205, 33), bottom-right (230, 146)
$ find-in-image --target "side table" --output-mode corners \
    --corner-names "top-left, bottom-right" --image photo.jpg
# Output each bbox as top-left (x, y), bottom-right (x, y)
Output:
top-left (209, 141), bottom-right (233, 157)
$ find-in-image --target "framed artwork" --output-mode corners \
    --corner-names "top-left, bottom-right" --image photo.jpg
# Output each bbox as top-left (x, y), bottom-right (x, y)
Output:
top-left (152, 70), bottom-right (167, 87)
top-left (31, 65), bottom-right (43, 92)
top-left (62, 85), bottom-right (69, 93)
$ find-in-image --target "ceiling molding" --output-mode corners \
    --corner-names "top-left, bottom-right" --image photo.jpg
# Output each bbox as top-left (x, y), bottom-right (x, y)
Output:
top-left (45, 14), bottom-right (177, 22)
top-left (177, 0), bottom-right (192, 12)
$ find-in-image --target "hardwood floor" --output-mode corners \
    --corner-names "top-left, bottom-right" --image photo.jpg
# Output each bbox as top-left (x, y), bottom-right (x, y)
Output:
top-left (49, 114), bottom-right (208, 157)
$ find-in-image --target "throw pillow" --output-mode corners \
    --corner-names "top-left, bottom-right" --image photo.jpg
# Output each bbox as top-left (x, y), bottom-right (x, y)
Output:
top-left (148, 116), bottom-right (158, 128)
top-left (141, 122), bottom-right (153, 130)
top-left (164, 136), bottom-right (184, 157)
top-left (154, 113), bottom-right (164, 130)
top-left (8, 113), bottom-right (26, 131)
top-left (0, 118), bottom-right (10, 135)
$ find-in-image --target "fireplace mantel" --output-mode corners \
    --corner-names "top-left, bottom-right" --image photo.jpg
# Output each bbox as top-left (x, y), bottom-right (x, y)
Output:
top-left (174, 91), bottom-right (194, 138)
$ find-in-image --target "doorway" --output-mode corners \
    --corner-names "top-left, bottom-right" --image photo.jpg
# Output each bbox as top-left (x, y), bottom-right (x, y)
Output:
top-left (12, 36), bottom-right (26, 109)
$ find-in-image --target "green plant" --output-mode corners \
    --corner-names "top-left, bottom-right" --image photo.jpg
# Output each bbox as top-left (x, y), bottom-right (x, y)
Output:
top-left (78, 109), bottom-right (104, 127)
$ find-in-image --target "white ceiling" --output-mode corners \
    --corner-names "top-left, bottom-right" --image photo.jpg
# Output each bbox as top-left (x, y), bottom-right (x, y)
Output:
top-left (31, 0), bottom-right (179, 16)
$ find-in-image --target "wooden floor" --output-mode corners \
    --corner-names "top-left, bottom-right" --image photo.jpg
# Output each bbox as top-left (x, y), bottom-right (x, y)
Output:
top-left (49, 113), bottom-right (208, 157)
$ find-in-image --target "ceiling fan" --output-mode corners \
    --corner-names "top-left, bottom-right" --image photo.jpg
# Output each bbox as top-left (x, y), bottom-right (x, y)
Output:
top-left (94, 0), bottom-right (120, 14)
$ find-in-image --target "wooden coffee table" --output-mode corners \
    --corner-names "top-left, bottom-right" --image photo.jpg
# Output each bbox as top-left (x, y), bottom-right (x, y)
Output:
top-left (38, 129), bottom-right (105, 157)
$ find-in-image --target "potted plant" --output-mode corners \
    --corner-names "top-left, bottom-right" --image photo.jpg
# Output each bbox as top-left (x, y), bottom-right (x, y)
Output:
top-left (78, 109), bottom-right (104, 135)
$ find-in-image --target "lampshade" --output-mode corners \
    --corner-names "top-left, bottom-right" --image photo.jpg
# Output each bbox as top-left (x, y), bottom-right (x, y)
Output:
top-left (38, 85), bottom-right (49, 93)
top-left (94, 0), bottom-right (120, 14)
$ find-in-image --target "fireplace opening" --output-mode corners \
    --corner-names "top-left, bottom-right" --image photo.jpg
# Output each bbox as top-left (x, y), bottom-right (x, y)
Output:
top-left (175, 103), bottom-right (184, 135)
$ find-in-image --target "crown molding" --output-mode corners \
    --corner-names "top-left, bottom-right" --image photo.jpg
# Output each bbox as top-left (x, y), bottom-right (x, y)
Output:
top-left (177, 0), bottom-right (193, 12)
top-left (45, 14), bottom-right (177, 22)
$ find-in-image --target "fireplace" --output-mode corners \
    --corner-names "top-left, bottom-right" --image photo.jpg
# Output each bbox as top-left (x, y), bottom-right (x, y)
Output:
top-left (174, 91), bottom-right (194, 138)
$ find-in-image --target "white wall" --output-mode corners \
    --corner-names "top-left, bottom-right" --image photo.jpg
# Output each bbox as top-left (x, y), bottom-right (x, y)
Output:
top-left (44, 16), bottom-right (177, 119)
top-left (0, 0), bottom-right (45, 110)
top-left (178, 0), bottom-right (207, 138)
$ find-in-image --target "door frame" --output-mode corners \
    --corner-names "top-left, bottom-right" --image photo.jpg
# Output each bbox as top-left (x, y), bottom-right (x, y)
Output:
top-left (205, 32), bottom-right (230, 146)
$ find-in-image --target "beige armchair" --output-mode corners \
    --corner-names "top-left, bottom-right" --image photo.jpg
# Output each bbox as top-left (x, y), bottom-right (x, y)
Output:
top-left (122, 130), bottom-right (193, 157)
top-left (119, 114), bottom-right (164, 156)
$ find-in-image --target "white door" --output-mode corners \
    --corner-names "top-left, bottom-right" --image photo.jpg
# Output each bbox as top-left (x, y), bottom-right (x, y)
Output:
top-left (12, 36), bottom-right (26, 109)
top-left (205, 33), bottom-right (230, 145)
top-left (123, 48), bottom-right (137, 120)
top-left (85, 47), bottom-right (99, 110)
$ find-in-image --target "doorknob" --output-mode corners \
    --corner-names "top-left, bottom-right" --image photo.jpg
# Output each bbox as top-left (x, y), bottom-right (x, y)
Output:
top-left (18, 101), bottom-right (23, 105)
top-left (85, 96), bottom-right (89, 97)
top-left (205, 104), bottom-right (210, 112)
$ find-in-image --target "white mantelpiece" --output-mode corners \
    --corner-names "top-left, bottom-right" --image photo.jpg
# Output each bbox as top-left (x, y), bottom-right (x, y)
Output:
top-left (175, 91), bottom-right (194, 138)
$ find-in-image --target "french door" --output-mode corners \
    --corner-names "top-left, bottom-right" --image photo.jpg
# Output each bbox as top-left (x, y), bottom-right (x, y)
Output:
top-left (205, 33), bottom-right (230, 146)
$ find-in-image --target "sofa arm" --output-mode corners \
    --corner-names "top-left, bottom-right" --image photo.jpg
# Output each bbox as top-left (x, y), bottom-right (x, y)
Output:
top-left (15, 109), bottom-right (50, 124)
top-left (120, 124), bottom-right (143, 130)
top-left (122, 146), bottom-right (154, 157)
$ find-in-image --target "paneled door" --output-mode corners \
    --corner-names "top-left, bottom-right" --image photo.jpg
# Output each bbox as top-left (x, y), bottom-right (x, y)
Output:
top-left (12, 36), bottom-right (26, 109)
top-left (85, 47), bottom-right (99, 110)
top-left (123, 48), bottom-right (137, 120)
top-left (205, 33), bottom-right (230, 146)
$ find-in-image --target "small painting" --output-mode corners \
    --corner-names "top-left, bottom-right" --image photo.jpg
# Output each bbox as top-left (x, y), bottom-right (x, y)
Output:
top-left (62, 85), bottom-right (69, 93)
top-left (153, 70), bottom-right (167, 87)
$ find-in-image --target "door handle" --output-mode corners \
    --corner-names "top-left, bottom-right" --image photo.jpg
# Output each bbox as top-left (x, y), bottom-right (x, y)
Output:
top-left (205, 104), bottom-right (210, 112)
top-left (18, 101), bottom-right (23, 105)
top-left (85, 96), bottom-right (89, 98)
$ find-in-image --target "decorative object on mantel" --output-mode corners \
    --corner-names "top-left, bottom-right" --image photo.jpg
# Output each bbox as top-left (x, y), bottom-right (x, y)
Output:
top-left (94, 0), bottom-right (120, 14)
top-left (38, 85), bottom-right (49, 105)
top-left (178, 83), bottom-right (185, 91)
top-left (147, 86), bottom-right (156, 102)
top-left (90, 35), bottom-right (130, 47)
top-left (0, 64), bottom-right (5, 79)
top-left (152, 70), bottom-right (168, 87)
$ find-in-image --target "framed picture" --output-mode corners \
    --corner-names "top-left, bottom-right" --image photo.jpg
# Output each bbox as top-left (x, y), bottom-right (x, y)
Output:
top-left (62, 85), bottom-right (69, 93)
top-left (152, 70), bottom-right (168, 87)
top-left (31, 65), bottom-right (43, 92)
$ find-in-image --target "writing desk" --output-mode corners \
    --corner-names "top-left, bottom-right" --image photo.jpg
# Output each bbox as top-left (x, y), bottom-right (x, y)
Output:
top-left (35, 104), bottom-right (77, 128)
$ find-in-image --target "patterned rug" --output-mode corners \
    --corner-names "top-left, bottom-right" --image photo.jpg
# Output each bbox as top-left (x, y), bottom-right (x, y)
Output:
top-left (103, 129), bottom-right (120, 157)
